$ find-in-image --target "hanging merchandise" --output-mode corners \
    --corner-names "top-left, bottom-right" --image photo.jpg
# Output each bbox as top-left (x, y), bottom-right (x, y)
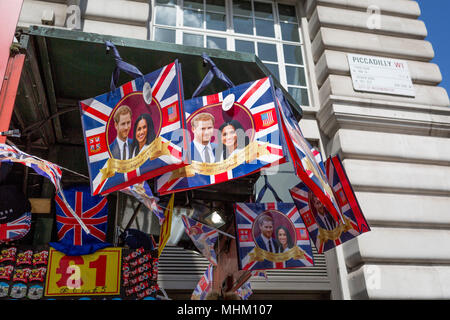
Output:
top-left (121, 247), bottom-right (159, 300)
top-left (0, 144), bottom-right (90, 235)
top-left (235, 281), bottom-right (253, 300)
top-left (290, 155), bottom-right (370, 253)
top-left (80, 41), bottom-right (188, 196)
top-left (0, 185), bottom-right (32, 243)
top-left (234, 176), bottom-right (314, 271)
top-left (49, 185), bottom-right (111, 256)
top-left (156, 53), bottom-right (288, 194)
top-left (157, 193), bottom-right (174, 258)
top-left (275, 89), bottom-right (342, 223)
top-left (120, 181), bottom-right (165, 224)
top-left (191, 263), bottom-right (214, 300)
top-left (181, 215), bottom-right (219, 266)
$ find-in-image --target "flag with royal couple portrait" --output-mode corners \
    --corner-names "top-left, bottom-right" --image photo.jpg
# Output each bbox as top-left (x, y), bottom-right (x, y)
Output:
top-left (234, 202), bottom-right (314, 271)
top-left (80, 46), bottom-right (189, 196)
top-left (156, 58), bottom-right (289, 194)
top-left (275, 89), bottom-right (343, 223)
top-left (289, 155), bottom-right (370, 253)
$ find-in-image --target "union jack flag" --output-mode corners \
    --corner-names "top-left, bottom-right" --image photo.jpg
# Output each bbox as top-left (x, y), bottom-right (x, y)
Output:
top-left (80, 61), bottom-right (188, 196)
top-left (235, 281), bottom-right (253, 300)
top-left (276, 92), bottom-right (342, 223)
top-left (290, 155), bottom-right (369, 253)
top-left (234, 202), bottom-right (314, 271)
top-left (181, 215), bottom-right (218, 266)
top-left (157, 77), bottom-right (288, 194)
top-left (120, 181), bottom-right (165, 225)
top-left (191, 263), bottom-right (214, 300)
top-left (0, 211), bottom-right (31, 243)
top-left (50, 185), bottom-right (110, 255)
top-left (0, 143), bottom-right (62, 192)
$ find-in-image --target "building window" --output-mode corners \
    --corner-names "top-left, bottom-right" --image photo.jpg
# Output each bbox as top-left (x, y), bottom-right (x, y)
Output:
top-left (152, 0), bottom-right (310, 106)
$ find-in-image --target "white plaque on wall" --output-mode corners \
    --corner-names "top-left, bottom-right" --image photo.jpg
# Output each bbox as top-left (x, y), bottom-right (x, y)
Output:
top-left (347, 53), bottom-right (415, 97)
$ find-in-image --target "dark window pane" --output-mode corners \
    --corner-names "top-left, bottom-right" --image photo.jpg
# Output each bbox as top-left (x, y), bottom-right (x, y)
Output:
top-left (183, 33), bottom-right (204, 47)
top-left (154, 28), bottom-right (176, 43)
top-left (288, 87), bottom-right (309, 106)
top-left (234, 15), bottom-right (253, 34)
top-left (235, 39), bottom-right (255, 53)
top-left (283, 44), bottom-right (303, 65)
top-left (233, 0), bottom-right (252, 16)
top-left (278, 4), bottom-right (297, 23)
top-left (280, 22), bottom-right (300, 42)
top-left (206, 12), bottom-right (226, 31)
top-left (255, 18), bottom-right (275, 37)
top-left (264, 63), bottom-right (279, 81)
top-left (155, 6), bottom-right (176, 26)
top-left (207, 36), bottom-right (227, 49)
top-left (254, 1), bottom-right (273, 19)
top-left (257, 42), bottom-right (277, 62)
top-left (286, 66), bottom-right (306, 86)
top-left (184, 9), bottom-right (203, 28)
top-left (206, 0), bottom-right (225, 13)
top-left (184, 0), bottom-right (203, 10)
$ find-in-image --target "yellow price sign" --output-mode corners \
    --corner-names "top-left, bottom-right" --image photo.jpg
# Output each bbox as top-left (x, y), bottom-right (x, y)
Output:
top-left (44, 247), bottom-right (122, 297)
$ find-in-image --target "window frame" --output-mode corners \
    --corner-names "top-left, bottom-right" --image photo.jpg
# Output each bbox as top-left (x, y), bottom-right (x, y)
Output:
top-left (150, 0), bottom-right (312, 107)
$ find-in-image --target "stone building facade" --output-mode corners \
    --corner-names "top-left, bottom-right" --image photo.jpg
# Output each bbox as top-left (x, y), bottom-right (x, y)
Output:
top-left (15, 0), bottom-right (450, 299)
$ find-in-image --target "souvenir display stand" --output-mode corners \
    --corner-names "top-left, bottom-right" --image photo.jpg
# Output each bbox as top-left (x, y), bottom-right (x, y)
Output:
top-left (0, 34), bottom-right (370, 300)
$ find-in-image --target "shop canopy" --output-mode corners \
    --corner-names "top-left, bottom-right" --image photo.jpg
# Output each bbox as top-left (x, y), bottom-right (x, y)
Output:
top-left (16, 25), bottom-right (302, 144)
top-left (10, 25), bottom-right (303, 197)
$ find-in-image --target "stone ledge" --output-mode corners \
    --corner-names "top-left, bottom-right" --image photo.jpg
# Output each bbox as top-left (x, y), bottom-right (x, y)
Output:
top-left (329, 129), bottom-right (450, 165)
top-left (315, 50), bottom-right (442, 87)
top-left (309, 6), bottom-right (427, 41)
top-left (319, 75), bottom-right (449, 109)
top-left (344, 227), bottom-right (450, 269)
top-left (347, 264), bottom-right (450, 299)
top-left (85, 0), bottom-right (149, 27)
top-left (19, 0), bottom-right (68, 28)
top-left (311, 27), bottom-right (434, 63)
top-left (317, 100), bottom-right (450, 140)
top-left (305, 0), bottom-right (421, 20)
top-left (355, 191), bottom-right (450, 228)
top-left (341, 158), bottom-right (450, 195)
top-left (83, 19), bottom-right (148, 40)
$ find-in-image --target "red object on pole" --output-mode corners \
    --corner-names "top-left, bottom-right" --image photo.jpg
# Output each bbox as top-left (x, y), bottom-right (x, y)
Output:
top-left (0, 0), bottom-right (24, 144)
top-left (0, 0), bottom-right (24, 94)
top-left (0, 54), bottom-right (25, 144)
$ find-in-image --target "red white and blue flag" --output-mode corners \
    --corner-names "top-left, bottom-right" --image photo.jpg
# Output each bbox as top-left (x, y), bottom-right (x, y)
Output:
top-left (0, 211), bottom-right (31, 243)
top-left (0, 143), bottom-right (63, 192)
top-left (120, 181), bottom-right (165, 225)
top-left (234, 202), bottom-right (314, 271)
top-left (191, 264), bottom-right (214, 300)
top-left (276, 91), bottom-right (342, 223)
top-left (156, 77), bottom-right (288, 194)
top-left (290, 155), bottom-right (370, 253)
top-left (181, 215), bottom-right (218, 266)
top-left (80, 61), bottom-right (188, 196)
top-left (235, 281), bottom-right (253, 300)
top-left (49, 185), bottom-right (110, 256)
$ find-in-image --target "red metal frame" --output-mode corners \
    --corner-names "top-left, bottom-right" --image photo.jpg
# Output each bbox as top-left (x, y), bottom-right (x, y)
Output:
top-left (0, 53), bottom-right (25, 144)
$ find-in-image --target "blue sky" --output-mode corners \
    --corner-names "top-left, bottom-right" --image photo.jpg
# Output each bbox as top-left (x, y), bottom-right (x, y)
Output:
top-left (417, 0), bottom-right (450, 93)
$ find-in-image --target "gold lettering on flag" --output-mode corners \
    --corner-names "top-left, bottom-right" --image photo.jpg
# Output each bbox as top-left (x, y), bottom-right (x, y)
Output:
top-left (158, 193), bottom-right (174, 257)
top-left (168, 141), bottom-right (270, 181)
top-left (248, 246), bottom-right (306, 263)
top-left (100, 136), bottom-right (170, 182)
